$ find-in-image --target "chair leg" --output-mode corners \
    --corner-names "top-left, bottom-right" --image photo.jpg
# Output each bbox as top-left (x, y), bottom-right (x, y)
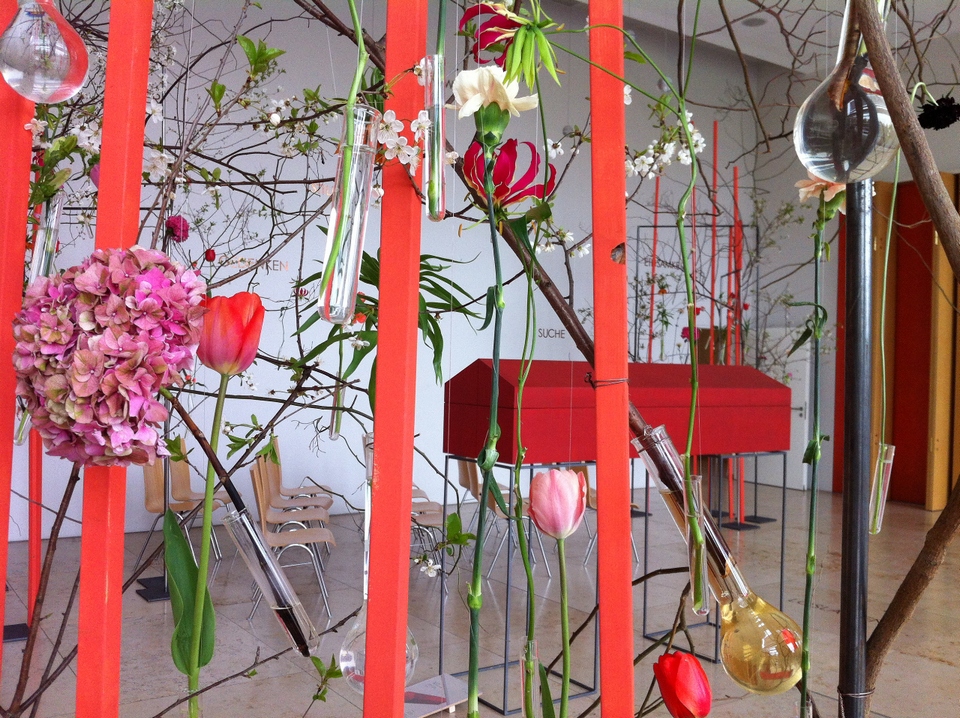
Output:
top-left (631, 531), bottom-right (640, 564)
top-left (211, 524), bottom-right (223, 562)
top-left (486, 526), bottom-right (511, 579)
top-left (583, 532), bottom-right (598, 567)
top-left (531, 523), bottom-right (552, 578)
top-left (248, 587), bottom-right (263, 620)
top-left (133, 512), bottom-right (164, 573)
top-left (307, 544), bottom-right (332, 617)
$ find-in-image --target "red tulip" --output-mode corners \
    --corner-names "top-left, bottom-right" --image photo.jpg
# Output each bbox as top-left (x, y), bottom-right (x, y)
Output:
top-left (460, 2), bottom-right (523, 67)
top-left (653, 652), bottom-right (712, 718)
top-left (197, 292), bottom-right (265, 376)
top-left (528, 468), bottom-right (586, 540)
top-left (204, 248), bottom-right (216, 263)
top-left (463, 139), bottom-right (556, 207)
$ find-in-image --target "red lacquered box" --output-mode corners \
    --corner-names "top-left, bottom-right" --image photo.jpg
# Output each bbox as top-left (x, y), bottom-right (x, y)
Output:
top-left (443, 360), bottom-right (791, 464)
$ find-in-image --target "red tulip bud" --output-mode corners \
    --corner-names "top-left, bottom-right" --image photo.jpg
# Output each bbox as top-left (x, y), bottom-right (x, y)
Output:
top-left (204, 248), bottom-right (216, 262)
top-left (653, 652), bottom-right (712, 718)
top-left (197, 292), bottom-right (265, 376)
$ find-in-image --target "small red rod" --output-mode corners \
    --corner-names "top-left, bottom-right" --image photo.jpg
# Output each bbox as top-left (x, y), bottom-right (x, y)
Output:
top-left (648, 175), bottom-right (660, 363)
top-left (710, 120), bottom-right (718, 365)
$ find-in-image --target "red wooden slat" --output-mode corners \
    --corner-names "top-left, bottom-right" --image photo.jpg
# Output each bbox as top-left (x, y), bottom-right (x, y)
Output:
top-left (0, 0), bottom-right (36, 680)
top-left (364, 2), bottom-right (427, 715)
top-left (589, 3), bottom-right (635, 715)
top-left (76, 3), bottom-right (154, 715)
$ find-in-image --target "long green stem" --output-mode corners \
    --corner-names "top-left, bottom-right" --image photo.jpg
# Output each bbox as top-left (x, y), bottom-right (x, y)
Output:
top-left (467, 147), bottom-right (506, 718)
top-left (800, 199), bottom-right (826, 716)
top-left (318, 0), bottom-right (369, 298)
top-left (187, 372), bottom-right (230, 716)
top-left (558, 538), bottom-right (571, 718)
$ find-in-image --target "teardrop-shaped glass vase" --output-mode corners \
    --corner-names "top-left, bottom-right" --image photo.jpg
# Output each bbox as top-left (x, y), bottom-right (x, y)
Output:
top-left (0, 0), bottom-right (89, 103)
top-left (793, 0), bottom-right (897, 183)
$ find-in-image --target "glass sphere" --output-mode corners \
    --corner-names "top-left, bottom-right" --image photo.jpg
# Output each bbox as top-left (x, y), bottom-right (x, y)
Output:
top-left (794, 63), bottom-right (898, 184)
top-left (720, 591), bottom-right (803, 695)
top-left (0, 1), bottom-right (89, 103)
top-left (338, 606), bottom-right (419, 695)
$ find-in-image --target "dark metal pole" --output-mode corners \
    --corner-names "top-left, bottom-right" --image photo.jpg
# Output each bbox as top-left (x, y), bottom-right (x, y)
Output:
top-left (839, 180), bottom-right (872, 718)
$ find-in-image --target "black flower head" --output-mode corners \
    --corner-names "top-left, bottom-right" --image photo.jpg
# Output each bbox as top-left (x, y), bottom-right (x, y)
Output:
top-left (918, 95), bottom-right (960, 131)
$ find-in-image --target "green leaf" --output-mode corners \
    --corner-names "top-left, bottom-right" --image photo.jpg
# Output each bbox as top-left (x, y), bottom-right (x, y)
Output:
top-left (787, 327), bottom-right (813, 357)
top-left (539, 662), bottom-right (556, 718)
top-left (236, 35), bottom-right (258, 69)
top-left (163, 510), bottom-right (216, 675)
top-left (165, 436), bottom-right (187, 462)
top-left (624, 51), bottom-right (646, 65)
top-left (207, 80), bottom-right (226, 112)
top-left (480, 286), bottom-right (497, 331)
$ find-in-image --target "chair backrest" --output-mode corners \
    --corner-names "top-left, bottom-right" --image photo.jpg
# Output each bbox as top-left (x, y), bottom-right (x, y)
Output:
top-left (570, 464), bottom-right (596, 510)
top-left (168, 437), bottom-right (196, 501)
top-left (142, 460), bottom-right (165, 514)
top-left (457, 459), bottom-right (480, 498)
top-left (249, 462), bottom-right (270, 533)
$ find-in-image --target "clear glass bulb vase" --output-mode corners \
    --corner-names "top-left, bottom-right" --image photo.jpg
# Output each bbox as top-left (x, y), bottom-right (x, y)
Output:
top-left (319, 104), bottom-right (380, 324)
top-left (0, 0), bottom-right (89, 103)
top-left (793, 0), bottom-right (897, 183)
top-left (339, 432), bottom-right (419, 694)
top-left (222, 509), bottom-right (321, 657)
top-left (422, 54), bottom-right (446, 221)
top-left (633, 426), bottom-right (803, 695)
top-left (27, 192), bottom-right (63, 285)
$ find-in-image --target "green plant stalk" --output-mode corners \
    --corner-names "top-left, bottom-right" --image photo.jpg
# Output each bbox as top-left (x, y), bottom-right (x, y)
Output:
top-left (467, 147), bottom-right (506, 718)
top-left (513, 257), bottom-right (538, 718)
top-left (318, 0), bottom-right (369, 301)
top-left (669, 80), bottom-right (707, 613)
top-left (799, 198), bottom-right (826, 716)
top-left (187, 372), bottom-right (230, 716)
top-left (558, 538), bottom-right (571, 718)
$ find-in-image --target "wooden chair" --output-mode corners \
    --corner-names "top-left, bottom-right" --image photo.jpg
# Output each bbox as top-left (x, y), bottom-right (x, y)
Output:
top-left (262, 436), bottom-right (335, 502)
top-left (136, 457), bottom-right (222, 570)
top-left (256, 454), bottom-right (333, 511)
top-left (168, 437), bottom-right (231, 508)
top-left (248, 462), bottom-right (336, 618)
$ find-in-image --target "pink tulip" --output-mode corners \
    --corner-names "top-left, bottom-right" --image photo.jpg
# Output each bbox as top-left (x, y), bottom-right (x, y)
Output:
top-left (89, 163), bottom-right (100, 188)
top-left (528, 468), bottom-right (586, 540)
top-left (197, 292), bottom-right (264, 376)
top-left (653, 652), bottom-right (712, 718)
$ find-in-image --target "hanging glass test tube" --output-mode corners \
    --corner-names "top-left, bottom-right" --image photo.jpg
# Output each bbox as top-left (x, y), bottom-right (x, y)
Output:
top-left (27, 192), bottom-right (64, 285)
top-left (634, 426), bottom-right (803, 695)
top-left (222, 509), bottom-right (321, 657)
top-left (319, 104), bottom-right (380, 324)
top-left (422, 54), bottom-right (446, 221)
top-left (869, 443), bottom-right (895, 534)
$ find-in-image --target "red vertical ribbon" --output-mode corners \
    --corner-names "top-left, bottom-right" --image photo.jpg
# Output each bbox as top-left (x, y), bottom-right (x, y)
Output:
top-left (364, 2), bottom-right (427, 715)
top-left (733, 166), bottom-right (743, 366)
top-left (76, 3), bottom-right (154, 716)
top-left (709, 121), bottom-right (718, 365)
top-left (648, 176), bottom-right (660, 363)
top-left (0, 0), bottom-right (36, 679)
top-left (28, 430), bottom-right (42, 622)
top-left (725, 226), bottom-right (734, 366)
top-left (589, 3), bottom-right (634, 715)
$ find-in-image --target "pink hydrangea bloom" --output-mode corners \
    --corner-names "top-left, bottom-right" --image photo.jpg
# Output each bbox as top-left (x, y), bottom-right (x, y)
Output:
top-left (13, 247), bottom-right (206, 466)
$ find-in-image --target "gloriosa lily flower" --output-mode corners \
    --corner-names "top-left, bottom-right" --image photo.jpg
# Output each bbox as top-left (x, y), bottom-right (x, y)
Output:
top-left (460, 2), bottom-right (524, 68)
top-left (197, 292), bottom-right (265, 377)
top-left (528, 467), bottom-right (586, 540)
top-left (463, 138), bottom-right (556, 207)
top-left (652, 651), bottom-right (712, 718)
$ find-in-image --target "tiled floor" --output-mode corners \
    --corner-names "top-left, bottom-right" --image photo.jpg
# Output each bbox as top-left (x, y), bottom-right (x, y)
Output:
top-left (1, 484), bottom-right (957, 717)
